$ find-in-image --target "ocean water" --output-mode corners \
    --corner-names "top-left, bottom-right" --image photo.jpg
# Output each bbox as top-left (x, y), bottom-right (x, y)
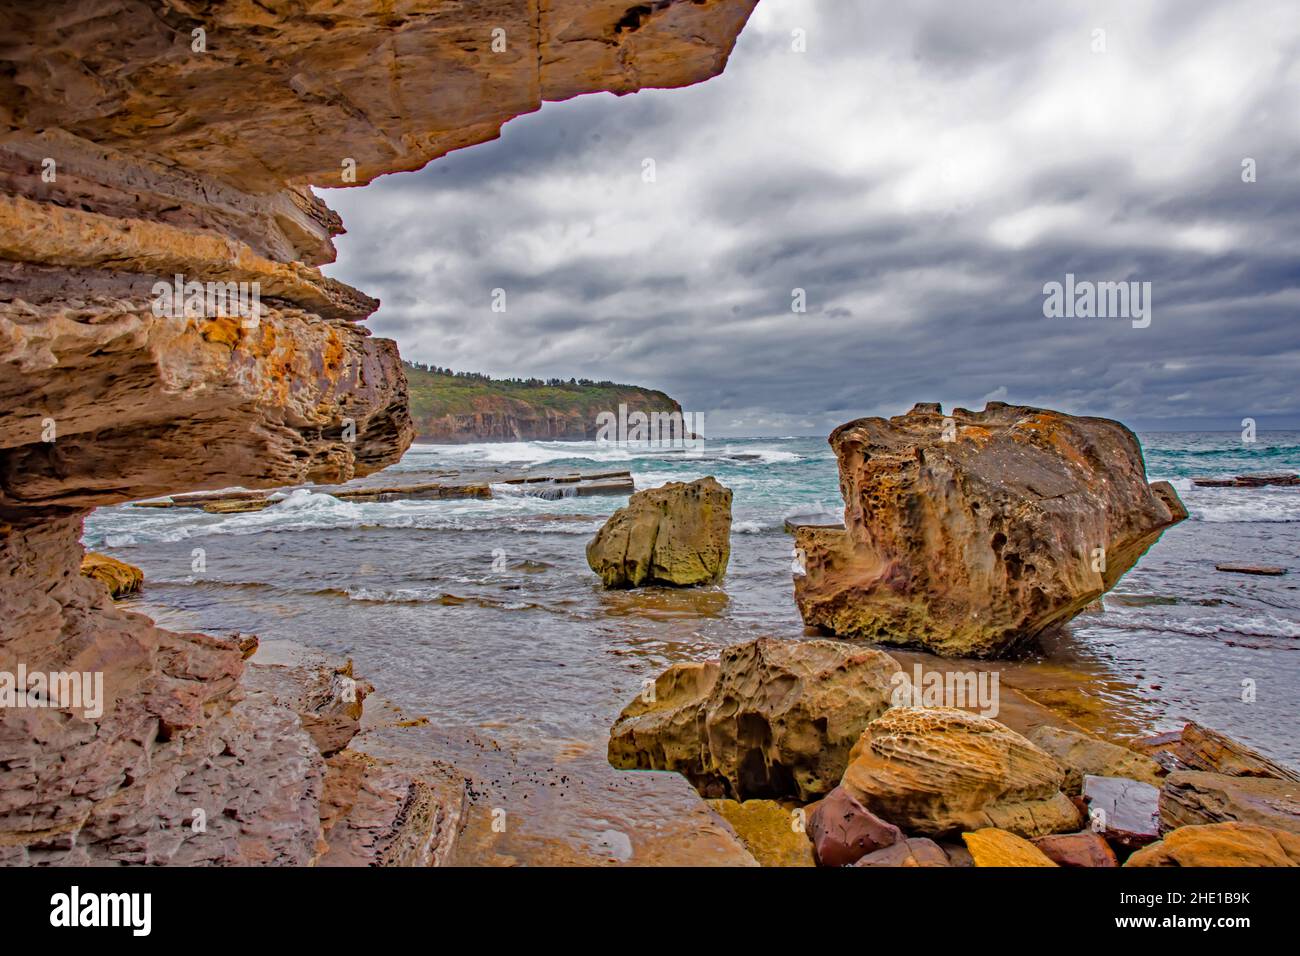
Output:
top-left (82, 431), bottom-right (1300, 862)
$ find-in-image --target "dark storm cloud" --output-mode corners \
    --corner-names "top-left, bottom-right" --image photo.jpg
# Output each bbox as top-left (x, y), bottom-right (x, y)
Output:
top-left (323, 0), bottom-right (1300, 435)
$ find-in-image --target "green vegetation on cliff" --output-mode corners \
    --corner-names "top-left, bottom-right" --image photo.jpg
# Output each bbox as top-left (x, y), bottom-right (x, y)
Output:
top-left (403, 362), bottom-right (683, 442)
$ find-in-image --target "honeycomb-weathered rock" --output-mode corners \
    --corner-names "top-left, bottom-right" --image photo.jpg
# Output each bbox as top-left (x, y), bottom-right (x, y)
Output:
top-left (840, 707), bottom-right (1082, 839)
top-left (794, 403), bottom-right (1187, 657)
top-left (0, 0), bottom-right (757, 864)
top-left (609, 638), bottom-right (901, 801)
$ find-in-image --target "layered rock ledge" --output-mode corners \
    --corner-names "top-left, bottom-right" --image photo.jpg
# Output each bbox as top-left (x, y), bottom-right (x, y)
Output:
top-left (0, 0), bottom-right (756, 864)
top-left (793, 402), bottom-right (1187, 657)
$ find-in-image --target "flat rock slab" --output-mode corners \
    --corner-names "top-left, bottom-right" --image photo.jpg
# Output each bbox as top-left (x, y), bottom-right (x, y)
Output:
top-left (1160, 771), bottom-right (1300, 834)
top-left (1082, 775), bottom-right (1161, 848)
top-left (1215, 564), bottom-right (1287, 575)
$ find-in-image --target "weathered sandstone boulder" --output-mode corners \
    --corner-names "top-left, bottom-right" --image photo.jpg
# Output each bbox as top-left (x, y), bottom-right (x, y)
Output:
top-left (1028, 726), bottom-right (1163, 792)
top-left (0, 0), bottom-right (756, 864)
top-left (807, 785), bottom-right (903, 867)
top-left (793, 403), bottom-right (1187, 657)
top-left (587, 477), bottom-right (732, 587)
top-left (840, 707), bottom-right (1081, 838)
top-left (1125, 822), bottom-right (1300, 867)
top-left (1032, 830), bottom-right (1118, 867)
top-left (1160, 771), bottom-right (1300, 834)
top-left (609, 638), bottom-right (901, 801)
top-left (963, 828), bottom-right (1058, 867)
top-left (706, 799), bottom-right (815, 867)
top-left (80, 551), bottom-right (143, 598)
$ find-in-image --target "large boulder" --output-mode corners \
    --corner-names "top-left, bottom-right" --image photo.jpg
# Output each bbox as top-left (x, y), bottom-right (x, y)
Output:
top-left (793, 403), bottom-right (1187, 657)
top-left (1125, 823), bottom-right (1300, 867)
top-left (608, 638), bottom-right (901, 801)
top-left (587, 477), bottom-right (732, 587)
top-left (840, 707), bottom-right (1082, 839)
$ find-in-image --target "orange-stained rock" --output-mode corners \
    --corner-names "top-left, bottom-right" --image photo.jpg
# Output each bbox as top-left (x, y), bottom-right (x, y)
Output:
top-left (79, 551), bottom-right (143, 599)
top-left (793, 402), bottom-right (1186, 657)
top-left (841, 707), bottom-right (1081, 839)
top-left (1126, 823), bottom-right (1300, 867)
top-left (963, 828), bottom-right (1059, 867)
top-left (609, 638), bottom-right (902, 801)
top-left (1032, 830), bottom-right (1119, 867)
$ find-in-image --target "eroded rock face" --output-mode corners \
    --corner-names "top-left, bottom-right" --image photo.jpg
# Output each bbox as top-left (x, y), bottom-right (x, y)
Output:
top-left (587, 477), bottom-right (733, 587)
top-left (840, 707), bottom-right (1082, 839)
top-left (794, 402), bottom-right (1187, 657)
top-left (0, 0), bottom-right (757, 864)
top-left (608, 638), bottom-right (901, 801)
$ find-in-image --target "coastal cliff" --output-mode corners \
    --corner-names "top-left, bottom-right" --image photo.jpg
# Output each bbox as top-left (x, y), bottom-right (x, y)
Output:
top-left (0, 0), bottom-right (757, 865)
top-left (406, 363), bottom-right (682, 442)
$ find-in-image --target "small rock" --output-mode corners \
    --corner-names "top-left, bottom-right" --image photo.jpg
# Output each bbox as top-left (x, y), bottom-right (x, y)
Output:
top-left (1032, 830), bottom-right (1118, 867)
top-left (963, 828), bottom-right (1058, 867)
top-left (79, 551), bottom-right (143, 598)
top-left (853, 837), bottom-right (952, 867)
top-left (807, 785), bottom-right (902, 867)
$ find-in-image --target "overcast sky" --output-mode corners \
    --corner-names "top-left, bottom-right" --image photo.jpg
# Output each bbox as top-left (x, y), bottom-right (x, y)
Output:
top-left (322, 0), bottom-right (1300, 436)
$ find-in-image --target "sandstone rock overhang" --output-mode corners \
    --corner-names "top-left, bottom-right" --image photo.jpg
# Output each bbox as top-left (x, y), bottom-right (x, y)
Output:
top-left (793, 402), bottom-right (1188, 658)
top-left (0, 0), bottom-right (758, 864)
